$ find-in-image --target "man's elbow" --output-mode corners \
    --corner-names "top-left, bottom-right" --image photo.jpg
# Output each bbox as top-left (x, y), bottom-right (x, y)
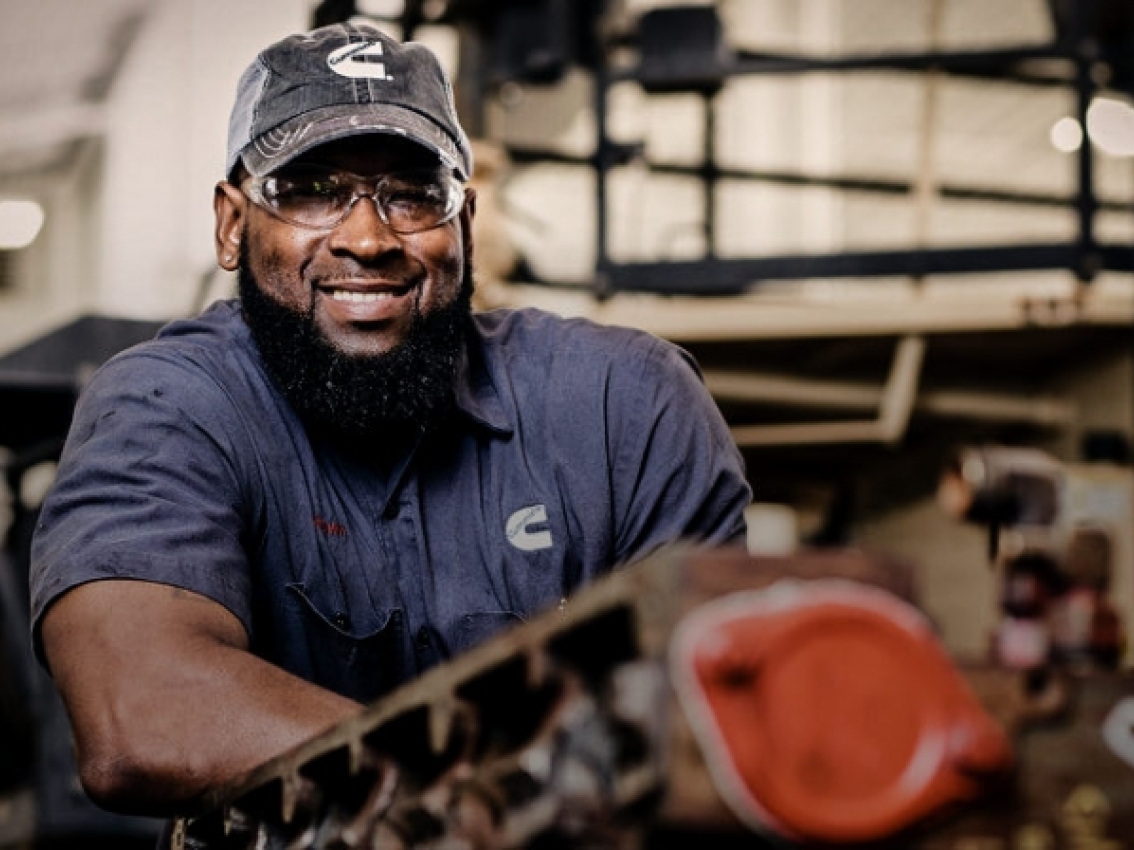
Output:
top-left (75, 729), bottom-right (207, 816)
top-left (78, 750), bottom-right (153, 814)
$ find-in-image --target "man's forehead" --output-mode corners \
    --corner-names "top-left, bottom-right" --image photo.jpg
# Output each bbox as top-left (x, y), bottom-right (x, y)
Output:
top-left (288, 134), bottom-right (443, 173)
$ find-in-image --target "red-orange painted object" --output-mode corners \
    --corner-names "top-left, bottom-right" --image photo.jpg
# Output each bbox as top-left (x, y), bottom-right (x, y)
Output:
top-left (671, 581), bottom-right (1013, 843)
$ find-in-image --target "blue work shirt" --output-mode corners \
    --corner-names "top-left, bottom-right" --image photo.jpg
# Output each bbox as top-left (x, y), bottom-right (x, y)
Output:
top-left (31, 300), bottom-right (750, 703)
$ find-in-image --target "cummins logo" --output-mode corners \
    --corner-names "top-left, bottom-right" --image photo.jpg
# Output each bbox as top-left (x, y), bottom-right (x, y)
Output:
top-left (327, 41), bottom-right (394, 81)
top-left (506, 505), bottom-right (553, 552)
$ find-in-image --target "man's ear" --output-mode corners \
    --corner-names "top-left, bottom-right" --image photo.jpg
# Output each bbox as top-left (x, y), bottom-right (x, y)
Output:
top-left (460, 187), bottom-right (477, 267)
top-left (214, 181), bottom-right (246, 272)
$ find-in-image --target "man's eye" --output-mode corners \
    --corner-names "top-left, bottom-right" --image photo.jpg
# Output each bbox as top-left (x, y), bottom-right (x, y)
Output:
top-left (288, 180), bottom-right (339, 199)
top-left (269, 176), bottom-right (344, 203)
top-left (386, 186), bottom-right (442, 208)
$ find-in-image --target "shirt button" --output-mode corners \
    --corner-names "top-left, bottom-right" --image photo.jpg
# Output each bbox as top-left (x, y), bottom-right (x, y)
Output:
top-left (331, 612), bottom-right (351, 631)
top-left (416, 628), bottom-right (431, 648)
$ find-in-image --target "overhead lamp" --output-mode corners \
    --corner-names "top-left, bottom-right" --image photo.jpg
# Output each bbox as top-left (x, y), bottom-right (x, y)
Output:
top-left (0, 199), bottom-right (45, 250)
top-left (1086, 95), bottom-right (1134, 158)
top-left (1049, 116), bottom-right (1083, 153)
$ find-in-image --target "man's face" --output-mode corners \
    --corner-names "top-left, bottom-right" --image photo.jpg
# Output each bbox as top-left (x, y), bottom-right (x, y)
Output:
top-left (217, 135), bottom-right (473, 359)
top-left (214, 135), bottom-right (478, 442)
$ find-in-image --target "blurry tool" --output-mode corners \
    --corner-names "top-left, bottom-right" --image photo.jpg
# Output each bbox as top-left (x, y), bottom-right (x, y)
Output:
top-left (671, 580), bottom-right (1011, 844)
top-left (1051, 527), bottom-right (1125, 669)
top-left (938, 445), bottom-right (1063, 559)
top-left (939, 447), bottom-right (1128, 674)
top-left (996, 551), bottom-right (1064, 673)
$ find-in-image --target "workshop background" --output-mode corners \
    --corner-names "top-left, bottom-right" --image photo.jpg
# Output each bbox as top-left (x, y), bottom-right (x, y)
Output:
top-left (0, 0), bottom-right (1132, 846)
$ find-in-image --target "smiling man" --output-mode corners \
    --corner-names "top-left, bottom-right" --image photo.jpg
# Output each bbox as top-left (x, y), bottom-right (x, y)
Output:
top-left (29, 23), bottom-right (750, 816)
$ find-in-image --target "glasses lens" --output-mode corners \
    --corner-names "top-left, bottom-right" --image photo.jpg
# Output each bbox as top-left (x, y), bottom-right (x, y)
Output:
top-left (259, 170), bottom-right (352, 228)
top-left (381, 171), bottom-right (460, 233)
top-left (250, 168), bottom-right (462, 232)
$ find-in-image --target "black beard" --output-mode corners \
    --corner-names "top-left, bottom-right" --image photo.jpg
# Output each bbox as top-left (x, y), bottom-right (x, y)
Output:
top-left (238, 246), bottom-right (474, 446)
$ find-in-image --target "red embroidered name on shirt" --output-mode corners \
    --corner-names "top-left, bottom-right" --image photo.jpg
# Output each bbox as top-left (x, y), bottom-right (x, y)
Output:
top-left (313, 515), bottom-right (348, 537)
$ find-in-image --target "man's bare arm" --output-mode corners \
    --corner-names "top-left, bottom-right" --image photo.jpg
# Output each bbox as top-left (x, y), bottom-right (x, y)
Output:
top-left (41, 579), bottom-right (362, 817)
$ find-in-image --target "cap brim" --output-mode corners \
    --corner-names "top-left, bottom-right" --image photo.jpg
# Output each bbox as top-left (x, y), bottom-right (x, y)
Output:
top-left (240, 102), bottom-right (470, 180)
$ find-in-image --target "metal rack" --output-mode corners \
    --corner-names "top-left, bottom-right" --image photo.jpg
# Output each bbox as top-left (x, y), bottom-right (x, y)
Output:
top-left (327, 0), bottom-right (1134, 297)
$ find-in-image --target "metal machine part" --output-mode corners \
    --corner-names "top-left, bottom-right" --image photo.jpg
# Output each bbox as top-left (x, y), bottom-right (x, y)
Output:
top-left (669, 580), bottom-right (1012, 843)
top-left (938, 446), bottom-right (1064, 530)
top-left (175, 547), bottom-right (1133, 848)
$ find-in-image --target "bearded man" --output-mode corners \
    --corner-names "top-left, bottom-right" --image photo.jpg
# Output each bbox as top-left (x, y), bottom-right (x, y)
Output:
top-left (29, 22), bottom-right (750, 816)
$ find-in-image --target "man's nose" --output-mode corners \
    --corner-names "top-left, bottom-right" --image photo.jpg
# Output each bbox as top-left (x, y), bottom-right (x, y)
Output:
top-left (327, 194), bottom-right (400, 259)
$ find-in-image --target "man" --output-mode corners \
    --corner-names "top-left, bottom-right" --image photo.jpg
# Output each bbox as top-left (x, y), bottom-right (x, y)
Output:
top-left (29, 23), bottom-right (750, 816)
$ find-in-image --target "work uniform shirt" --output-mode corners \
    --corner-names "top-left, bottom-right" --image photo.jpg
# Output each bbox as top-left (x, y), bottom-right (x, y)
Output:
top-left (30, 300), bottom-right (750, 703)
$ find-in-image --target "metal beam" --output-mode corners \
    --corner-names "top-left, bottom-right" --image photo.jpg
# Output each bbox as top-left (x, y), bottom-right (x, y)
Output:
top-left (603, 243), bottom-right (1134, 296)
top-left (726, 335), bottom-right (925, 447)
top-left (705, 372), bottom-right (1076, 427)
top-left (503, 147), bottom-right (1134, 214)
top-left (610, 45), bottom-right (1078, 88)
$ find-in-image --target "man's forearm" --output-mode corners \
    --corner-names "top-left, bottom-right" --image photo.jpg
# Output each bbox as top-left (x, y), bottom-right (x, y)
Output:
top-left (42, 580), bottom-right (362, 817)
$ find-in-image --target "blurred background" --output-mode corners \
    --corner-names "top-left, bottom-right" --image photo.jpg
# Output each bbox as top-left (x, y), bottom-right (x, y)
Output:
top-left (0, 0), bottom-right (1132, 845)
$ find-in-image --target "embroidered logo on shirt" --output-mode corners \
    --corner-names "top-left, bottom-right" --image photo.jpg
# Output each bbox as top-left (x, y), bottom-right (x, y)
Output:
top-left (506, 505), bottom-right (553, 552)
top-left (313, 515), bottom-right (348, 537)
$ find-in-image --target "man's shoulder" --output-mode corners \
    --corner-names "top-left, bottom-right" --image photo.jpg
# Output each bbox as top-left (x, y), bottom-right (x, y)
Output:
top-left (79, 300), bottom-right (264, 413)
top-left (468, 308), bottom-right (703, 424)
top-left (149, 298), bottom-right (251, 355)
top-left (472, 306), bottom-right (674, 365)
top-left (98, 300), bottom-right (252, 375)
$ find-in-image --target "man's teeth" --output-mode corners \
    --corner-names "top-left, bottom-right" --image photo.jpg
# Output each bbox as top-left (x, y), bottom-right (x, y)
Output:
top-left (329, 290), bottom-right (395, 303)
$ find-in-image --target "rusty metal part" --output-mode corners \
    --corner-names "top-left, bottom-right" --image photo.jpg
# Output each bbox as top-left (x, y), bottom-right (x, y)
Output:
top-left (173, 547), bottom-right (1134, 849)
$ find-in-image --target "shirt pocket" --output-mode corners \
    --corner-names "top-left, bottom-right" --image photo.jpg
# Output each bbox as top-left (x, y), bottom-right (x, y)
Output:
top-left (451, 611), bottom-right (526, 657)
top-left (284, 583), bottom-right (408, 704)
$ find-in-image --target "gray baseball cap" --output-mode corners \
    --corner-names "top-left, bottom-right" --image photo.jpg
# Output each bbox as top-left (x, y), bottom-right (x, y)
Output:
top-left (226, 22), bottom-right (473, 180)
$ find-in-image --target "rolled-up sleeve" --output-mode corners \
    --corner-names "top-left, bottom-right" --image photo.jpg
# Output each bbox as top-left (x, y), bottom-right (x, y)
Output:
top-left (30, 353), bottom-right (254, 664)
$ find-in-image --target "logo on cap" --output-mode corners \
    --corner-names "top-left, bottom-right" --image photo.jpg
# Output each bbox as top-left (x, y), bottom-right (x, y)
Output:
top-left (327, 40), bottom-right (394, 81)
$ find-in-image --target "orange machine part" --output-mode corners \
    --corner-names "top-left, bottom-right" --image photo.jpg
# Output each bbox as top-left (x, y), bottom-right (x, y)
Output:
top-left (672, 583), bottom-right (1012, 843)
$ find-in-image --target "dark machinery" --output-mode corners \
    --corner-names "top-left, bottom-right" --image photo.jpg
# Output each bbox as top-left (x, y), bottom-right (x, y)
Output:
top-left (174, 546), bottom-right (1134, 848)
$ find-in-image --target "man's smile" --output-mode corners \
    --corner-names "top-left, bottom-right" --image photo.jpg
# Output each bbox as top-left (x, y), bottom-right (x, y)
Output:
top-left (316, 278), bottom-right (418, 324)
top-left (328, 290), bottom-right (401, 303)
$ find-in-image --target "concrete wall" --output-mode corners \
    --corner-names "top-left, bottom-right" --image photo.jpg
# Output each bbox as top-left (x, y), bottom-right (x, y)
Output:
top-left (0, 0), bottom-right (312, 353)
top-left (96, 0), bottom-right (309, 320)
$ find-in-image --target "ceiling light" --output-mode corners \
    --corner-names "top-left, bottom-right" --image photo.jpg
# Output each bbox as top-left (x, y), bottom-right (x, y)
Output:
top-left (1050, 116), bottom-right (1083, 153)
top-left (0, 199), bottom-right (45, 250)
top-left (1086, 95), bottom-right (1134, 157)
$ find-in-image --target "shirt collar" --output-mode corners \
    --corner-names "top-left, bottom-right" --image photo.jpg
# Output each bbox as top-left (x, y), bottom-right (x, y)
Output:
top-left (451, 335), bottom-right (513, 436)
